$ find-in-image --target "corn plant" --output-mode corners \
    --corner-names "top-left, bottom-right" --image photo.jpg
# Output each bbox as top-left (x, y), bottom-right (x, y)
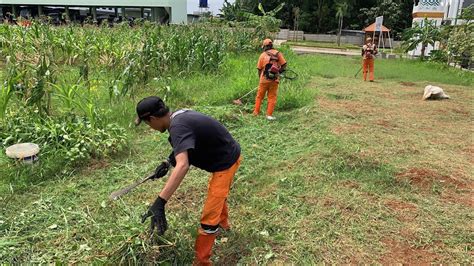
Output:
top-left (0, 83), bottom-right (12, 120)
top-left (27, 54), bottom-right (55, 115)
top-left (0, 22), bottom-right (266, 113)
top-left (51, 83), bottom-right (80, 111)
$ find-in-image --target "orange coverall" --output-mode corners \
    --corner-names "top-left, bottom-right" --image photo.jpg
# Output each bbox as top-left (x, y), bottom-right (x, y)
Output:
top-left (253, 49), bottom-right (287, 116)
top-left (194, 156), bottom-right (242, 265)
top-left (362, 43), bottom-right (377, 81)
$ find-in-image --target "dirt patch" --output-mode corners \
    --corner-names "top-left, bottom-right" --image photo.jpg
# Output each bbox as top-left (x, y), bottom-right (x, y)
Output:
top-left (441, 190), bottom-right (474, 208)
top-left (320, 196), bottom-right (356, 214)
top-left (399, 81), bottom-right (417, 87)
top-left (375, 119), bottom-right (397, 129)
top-left (385, 199), bottom-right (417, 211)
top-left (385, 199), bottom-right (418, 222)
top-left (380, 238), bottom-right (438, 264)
top-left (321, 196), bottom-right (338, 207)
top-left (396, 168), bottom-right (468, 190)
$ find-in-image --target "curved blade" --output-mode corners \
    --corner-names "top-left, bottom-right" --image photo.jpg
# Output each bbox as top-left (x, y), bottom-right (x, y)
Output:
top-left (109, 173), bottom-right (154, 200)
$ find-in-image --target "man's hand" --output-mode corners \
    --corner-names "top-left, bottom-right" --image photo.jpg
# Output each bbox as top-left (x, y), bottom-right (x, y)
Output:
top-left (141, 196), bottom-right (168, 235)
top-left (153, 161), bottom-right (170, 180)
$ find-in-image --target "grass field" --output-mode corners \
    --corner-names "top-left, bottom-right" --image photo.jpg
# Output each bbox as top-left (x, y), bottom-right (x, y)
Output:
top-left (284, 40), bottom-right (361, 50)
top-left (1, 53), bottom-right (473, 263)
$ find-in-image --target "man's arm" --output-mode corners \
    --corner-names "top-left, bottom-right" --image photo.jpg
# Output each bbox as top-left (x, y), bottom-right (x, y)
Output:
top-left (258, 68), bottom-right (262, 78)
top-left (159, 151), bottom-right (190, 201)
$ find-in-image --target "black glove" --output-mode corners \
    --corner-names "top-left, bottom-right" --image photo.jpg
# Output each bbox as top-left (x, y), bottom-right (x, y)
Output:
top-left (141, 196), bottom-right (168, 235)
top-left (167, 152), bottom-right (176, 167)
top-left (279, 68), bottom-right (286, 74)
top-left (153, 161), bottom-right (170, 180)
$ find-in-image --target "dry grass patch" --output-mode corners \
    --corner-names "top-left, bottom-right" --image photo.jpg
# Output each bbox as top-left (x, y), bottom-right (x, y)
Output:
top-left (318, 78), bottom-right (473, 182)
top-left (380, 238), bottom-right (439, 264)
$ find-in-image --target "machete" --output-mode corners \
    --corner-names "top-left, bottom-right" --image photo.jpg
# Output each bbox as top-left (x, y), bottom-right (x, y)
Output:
top-left (109, 173), bottom-right (155, 200)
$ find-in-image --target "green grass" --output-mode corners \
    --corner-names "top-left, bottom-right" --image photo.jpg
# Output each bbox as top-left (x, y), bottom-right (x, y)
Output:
top-left (1, 53), bottom-right (473, 263)
top-left (284, 40), bottom-right (361, 50)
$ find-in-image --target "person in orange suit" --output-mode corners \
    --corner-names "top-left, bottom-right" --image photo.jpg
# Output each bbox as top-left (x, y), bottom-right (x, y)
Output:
top-left (253, 38), bottom-right (287, 121)
top-left (136, 96), bottom-right (242, 265)
top-left (361, 37), bottom-right (377, 82)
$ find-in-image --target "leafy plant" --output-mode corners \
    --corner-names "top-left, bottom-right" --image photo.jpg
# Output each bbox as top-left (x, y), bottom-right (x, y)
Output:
top-left (0, 83), bottom-right (12, 119)
top-left (402, 18), bottom-right (441, 60)
top-left (335, 1), bottom-right (350, 47)
top-left (1, 110), bottom-right (127, 176)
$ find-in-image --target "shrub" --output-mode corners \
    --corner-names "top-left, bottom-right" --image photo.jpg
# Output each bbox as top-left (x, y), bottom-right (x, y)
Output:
top-left (0, 110), bottom-right (127, 181)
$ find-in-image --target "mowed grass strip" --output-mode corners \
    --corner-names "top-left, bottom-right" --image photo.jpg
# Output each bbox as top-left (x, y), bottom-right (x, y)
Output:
top-left (0, 54), bottom-right (472, 263)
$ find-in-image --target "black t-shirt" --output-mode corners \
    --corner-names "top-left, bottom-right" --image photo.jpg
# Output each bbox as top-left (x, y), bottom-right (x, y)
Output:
top-left (168, 110), bottom-right (241, 172)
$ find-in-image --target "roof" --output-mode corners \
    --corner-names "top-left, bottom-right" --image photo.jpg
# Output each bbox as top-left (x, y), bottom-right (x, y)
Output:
top-left (363, 22), bottom-right (391, 32)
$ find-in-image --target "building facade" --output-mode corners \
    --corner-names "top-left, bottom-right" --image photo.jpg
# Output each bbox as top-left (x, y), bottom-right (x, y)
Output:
top-left (0, 0), bottom-right (187, 24)
top-left (410, 0), bottom-right (472, 56)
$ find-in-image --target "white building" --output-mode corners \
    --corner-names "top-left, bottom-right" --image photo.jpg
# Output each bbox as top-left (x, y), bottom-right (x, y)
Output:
top-left (0, 0), bottom-right (187, 24)
top-left (410, 0), bottom-right (472, 56)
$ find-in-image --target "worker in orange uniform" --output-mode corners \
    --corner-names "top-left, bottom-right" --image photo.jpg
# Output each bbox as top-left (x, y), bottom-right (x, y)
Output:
top-left (136, 96), bottom-right (242, 265)
top-left (361, 37), bottom-right (378, 82)
top-left (253, 38), bottom-right (287, 120)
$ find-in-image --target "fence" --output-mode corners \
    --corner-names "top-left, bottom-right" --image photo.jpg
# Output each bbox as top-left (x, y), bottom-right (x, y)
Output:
top-left (277, 29), bottom-right (401, 48)
top-left (277, 29), bottom-right (304, 41)
top-left (304, 34), bottom-right (364, 45)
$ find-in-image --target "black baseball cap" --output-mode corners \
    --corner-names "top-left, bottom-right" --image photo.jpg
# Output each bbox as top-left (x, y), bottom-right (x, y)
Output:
top-left (135, 96), bottom-right (169, 125)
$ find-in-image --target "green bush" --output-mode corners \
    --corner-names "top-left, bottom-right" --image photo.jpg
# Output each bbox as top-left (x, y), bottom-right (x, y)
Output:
top-left (429, 50), bottom-right (448, 63)
top-left (0, 110), bottom-right (127, 181)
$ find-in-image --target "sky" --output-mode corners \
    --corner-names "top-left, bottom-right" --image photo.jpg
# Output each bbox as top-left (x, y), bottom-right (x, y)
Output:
top-left (187, 0), bottom-right (234, 15)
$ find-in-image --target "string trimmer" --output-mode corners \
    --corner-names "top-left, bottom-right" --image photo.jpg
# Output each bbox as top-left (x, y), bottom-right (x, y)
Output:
top-left (232, 69), bottom-right (299, 105)
top-left (232, 86), bottom-right (258, 105)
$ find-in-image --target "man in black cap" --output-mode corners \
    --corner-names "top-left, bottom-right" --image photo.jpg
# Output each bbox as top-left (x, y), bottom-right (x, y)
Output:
top-left (135, 96), bottom-right (242, 265)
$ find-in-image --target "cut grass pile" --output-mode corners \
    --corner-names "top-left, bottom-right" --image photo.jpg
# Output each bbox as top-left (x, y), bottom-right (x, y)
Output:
top-left (0, 53), bottom-right (473, 263)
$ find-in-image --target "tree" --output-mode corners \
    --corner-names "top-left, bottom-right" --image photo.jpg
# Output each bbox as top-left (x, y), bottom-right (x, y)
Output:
top-left (402, 18), bottom-right (441, 60)
top-left (220, 0), bottom-right (414, 36)
top-left (447, 26), bottom-right (473, 67)
top-left (254, 2), bottom-right (285, 32)
top-left (315, 0), bottom-right (330, 33)
top-left (336, 1), bottom-right (350, 46)
top-left (446, 5), bottom-right (474, 67)
top-left (220, 0), bottom-right (259, 22)
top-left (359, 0), bottom-right (403, 37)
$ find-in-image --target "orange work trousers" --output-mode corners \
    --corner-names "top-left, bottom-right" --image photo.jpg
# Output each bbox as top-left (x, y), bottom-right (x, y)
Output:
top-left (253, 81), bottom-right (279, 116)
top-left (194, 156), bottom-right (242, 266)
top-left (362, 58), bottom-right (375, 81)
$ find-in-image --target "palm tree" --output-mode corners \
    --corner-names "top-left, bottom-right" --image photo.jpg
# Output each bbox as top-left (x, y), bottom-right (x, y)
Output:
top-left (402, 18), bottom-right (441, 60)
top-left (336, 1), bottom-right (349, 47)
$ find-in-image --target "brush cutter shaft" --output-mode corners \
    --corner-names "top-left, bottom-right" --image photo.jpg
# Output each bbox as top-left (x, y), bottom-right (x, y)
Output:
top-left (237, 86), bottom-right (258, 100)
top-left (354, 66), bottom-right (362, 77)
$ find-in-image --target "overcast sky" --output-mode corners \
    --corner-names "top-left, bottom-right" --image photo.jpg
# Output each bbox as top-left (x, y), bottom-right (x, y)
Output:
top-left (187, 0), bottom-right (234, 15)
